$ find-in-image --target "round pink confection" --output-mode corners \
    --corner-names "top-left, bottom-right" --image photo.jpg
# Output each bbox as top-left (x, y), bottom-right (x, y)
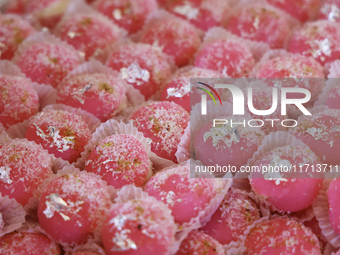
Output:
top-left (194, 40), bottom-right (255, 77)
top-left (106, 43), bottom-right (172, 99)
top-left (194, 120), bottom-right (264, 169)
top-left (290, 109), bottom-right (340, 165)
top-left (175, 230), bottom-right (225, 255)
top-left (0, 75), bottom-right (39, 128)
top-left (162, 0), bottom-right (230, 31)
top-left (266, 0), bottom-right (321, 22)
top-left (85, 134), bottom-right (151, 189)
top-left (200, 188), bottom-right (261, 245)
top-left (250, 145), bottom-right (323, 212)
top-left (288, 21), bottom-right (340, 66)
top-left (318, 0), bottom-right (340, 22)
top-left (25, 0), bottom-right (71, 29)
top-left (56, 73), bottom-right (127, 122)
top-left (245, 218), bottom-right (322, 255)
top-left (0, 139), bottom-right (52, 205)
top-left (55, 14), bottom-right (121, 60)
top-left (226, 86), bottom-right (286, 134)
top-left (38, 172), bottom-right (112, 245)
top-left (326, 86), bottom-right (340, 109)
top-left (15, 42), bottom-right (83, 88)
top-left (93, 0), bottom-right (158, 34)
top-left (144, 164), bottom-right (226, 225)
top-left (25, 109), bottom-right (92, 163)
top-left (0, 14), bottom-right (35, 60)
top-left (0, 232), bottom-right (61, 254)
top-left (129, 101), bottom-right (189, 163)
top-left (327, 179), bottom-right (340, 236)
top-left (139, 18), bottom-right (200, 67)
top-left (225, 5), bottom-right (290, 49)
top-left (160, 67), bottom-right (222, 112)
top-left (101, 196), bottom-right (176, 255)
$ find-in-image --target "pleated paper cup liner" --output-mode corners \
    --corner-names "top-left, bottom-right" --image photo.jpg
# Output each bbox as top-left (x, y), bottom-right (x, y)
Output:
top-left (0, 60), bottom-right (57, 111)
top-left (23, 165), bottom-right (116, 249)
top-left (323, 243), bottom-right (338, 255)
top-left (202, 26), bottom-right (270, 63)
top-left (0, 123), bottom-right (5, 135)
top-left (64, 241), bottom-right (107, 255)
top-left (315, 77), bottom-right (340, 107)
top-left (175, 121), bottom-right (190, 163)
top-left (6, 104), bottom-right (101, 140)
top-left (0, 193), bottom-right (26, 237)
top-left (328, 60), bottom-right (340, 78)
top-left (224, 240), bottom-right (247, 255)
top-left (73, 119), bottom-right (153, 184)
top-left (313, 176), bottom-right (340, 248)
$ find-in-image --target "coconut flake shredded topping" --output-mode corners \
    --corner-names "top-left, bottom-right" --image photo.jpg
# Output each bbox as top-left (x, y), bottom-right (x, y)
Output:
top-left (166, 82), bottom-right (190, 98)
top-left (120, 62), bottom-right (150, 86)
top-left (173, 4), bottom-right (199, 20)
top-left (72, 83), bottom-right (93, 104)
top-left (204, 125), bottom-right (240, 147)
top-left (0, 166), bottom-right (12, 184)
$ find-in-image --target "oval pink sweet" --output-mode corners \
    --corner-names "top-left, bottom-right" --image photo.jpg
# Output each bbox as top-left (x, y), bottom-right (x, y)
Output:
top-left (194, 40), bottom-right (255, 77)
top-left (56, 73), bottom-right (127, 122)
top-left (85, 134), bottom-right (151, 189)
top-left (38, 172), bottom-right (112, 245)
top-left (245, 218), bottom-right (322, 255)
top-left (0, 139), bottom-right (53, 205)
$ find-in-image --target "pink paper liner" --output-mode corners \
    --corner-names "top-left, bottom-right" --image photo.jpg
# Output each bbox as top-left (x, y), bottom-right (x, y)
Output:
top-left (328, 60), bottom-right (340, 78)
top-left (324, 243), bottom-right (338, 255)
top-left (0, 193), bottom-right (26, 237)
top-left (314, 78), bottom-right (340, 107)
top-left (0, 123), bottom-right (5, 135)
top-left (64, 241), bottom-right (107, 255)
top-left (23, 165), bottom-right (115, 249)
top-left (12, 30), bottom-right (84, 69)
top-left (6, 103), bottom-right (101, 140)
top-left (313, 176), bottom-right (340, 248)
top-left (73, 119), bottom-right (153, 183)
top-left (0, 60), bottom-right (57, 111)
top-left (202, 26), bottom-right (270, 63)
top-left (175, 121), bottom-right (190, 163)
top-left (55, 0), bottom-right (127, 63)
top-left (224, 240), bottom-right (246, 255)
top-left (60, 59), bottom-right (144, 109)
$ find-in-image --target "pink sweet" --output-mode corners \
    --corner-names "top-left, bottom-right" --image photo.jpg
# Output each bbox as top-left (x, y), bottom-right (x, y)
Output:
top-left (194, 40), bottom-right (255, 77)
top-left (25, 109), bottom-right (92, 163)
top-left (0, 139), bottom-right (53, 205)
top-left (200, 188), bottom-right (261, 245)
top-left (288, 21), bottom-right (340, 66)
top-left (162, 0), bottom-right (230, 31)
top-left (129, 101), bottom-right (189, 162)
top-left (175, 230), bottom-right (225, 255)
top-left (326, 86), bottom-right (340, 109)
top-left (194, 120), bottom-right (264, 169)
top-left (318, 0), bottom-right (340, 22)
top-left (144, 164), bottom-right (227, 225)
top-left (0, 14), bottom-right (35, 60)
top-left (266, 0), bottom-right (321, 22)
top-left (106, 43), bottom-right (172, 99)
top-left (25, 0), bottom-right (71, 29)
top-left (303, 217), bottom-right (328, 250)
top-left (0, 75), bottom-right (39, 128)
top-left (160, 67), bottom-right (222, 112)
top-left (327, 179), bottom-right (340, 235)
top-left (85, 134), bottom-right (151, 189)
top-left (225, 5), bottom-right (290, 49)
top-left (38, 172), bottom-right (112, 245)
top-left (15, 42), bottom-right (83, 88)
top-left (56, 73), bottom-right (127, 122)
top-left (0, 232), bottom-right (61, 254)
top-left (245, 218), bottom-right (322, 255)
top-left (250, 146), bottom-right (323, 212)
top-left (93, 0), bottom-right (158, 34)
top-left (139, 18), bottom-right (200, 67)
top-left (55, 13), bottom-right (121, 60)
top-left (101, 196), bottom-right (176, 255)
top-left (290, 109), bottom-right (340, 165)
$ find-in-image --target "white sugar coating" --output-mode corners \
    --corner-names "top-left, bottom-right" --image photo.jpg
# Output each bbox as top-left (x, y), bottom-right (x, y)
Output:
top-left (105, 197), bottom-right (176, 251)
top-left (328, 86), bottom-right (340, 99)
top-left (256, 54), bottom-right (324, 78)
top-left (57, 73), bottom-right (127, 119)
top-left (106, 43), bottom-right (171, 85)
top-left (290, 20), bottom-right (340, 63)
top-left (0, 139), bottom-right (52, 186)
top-left (198, 0), bottom-right (230, 23)
top-left (44, 172), bottom-right (111, 222)
top-left (245, 218), bottom-right (321, 255)
top-left (0, 74), bottom-right (39, 125)
top-left (130, 101), bottom-right (189, 159)
top-left (85, 134), bottom-right (150, 185)
top-left (27, 109), bottom-right (92, 151)
top-left (319, 0), bottom-right (340, 22)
